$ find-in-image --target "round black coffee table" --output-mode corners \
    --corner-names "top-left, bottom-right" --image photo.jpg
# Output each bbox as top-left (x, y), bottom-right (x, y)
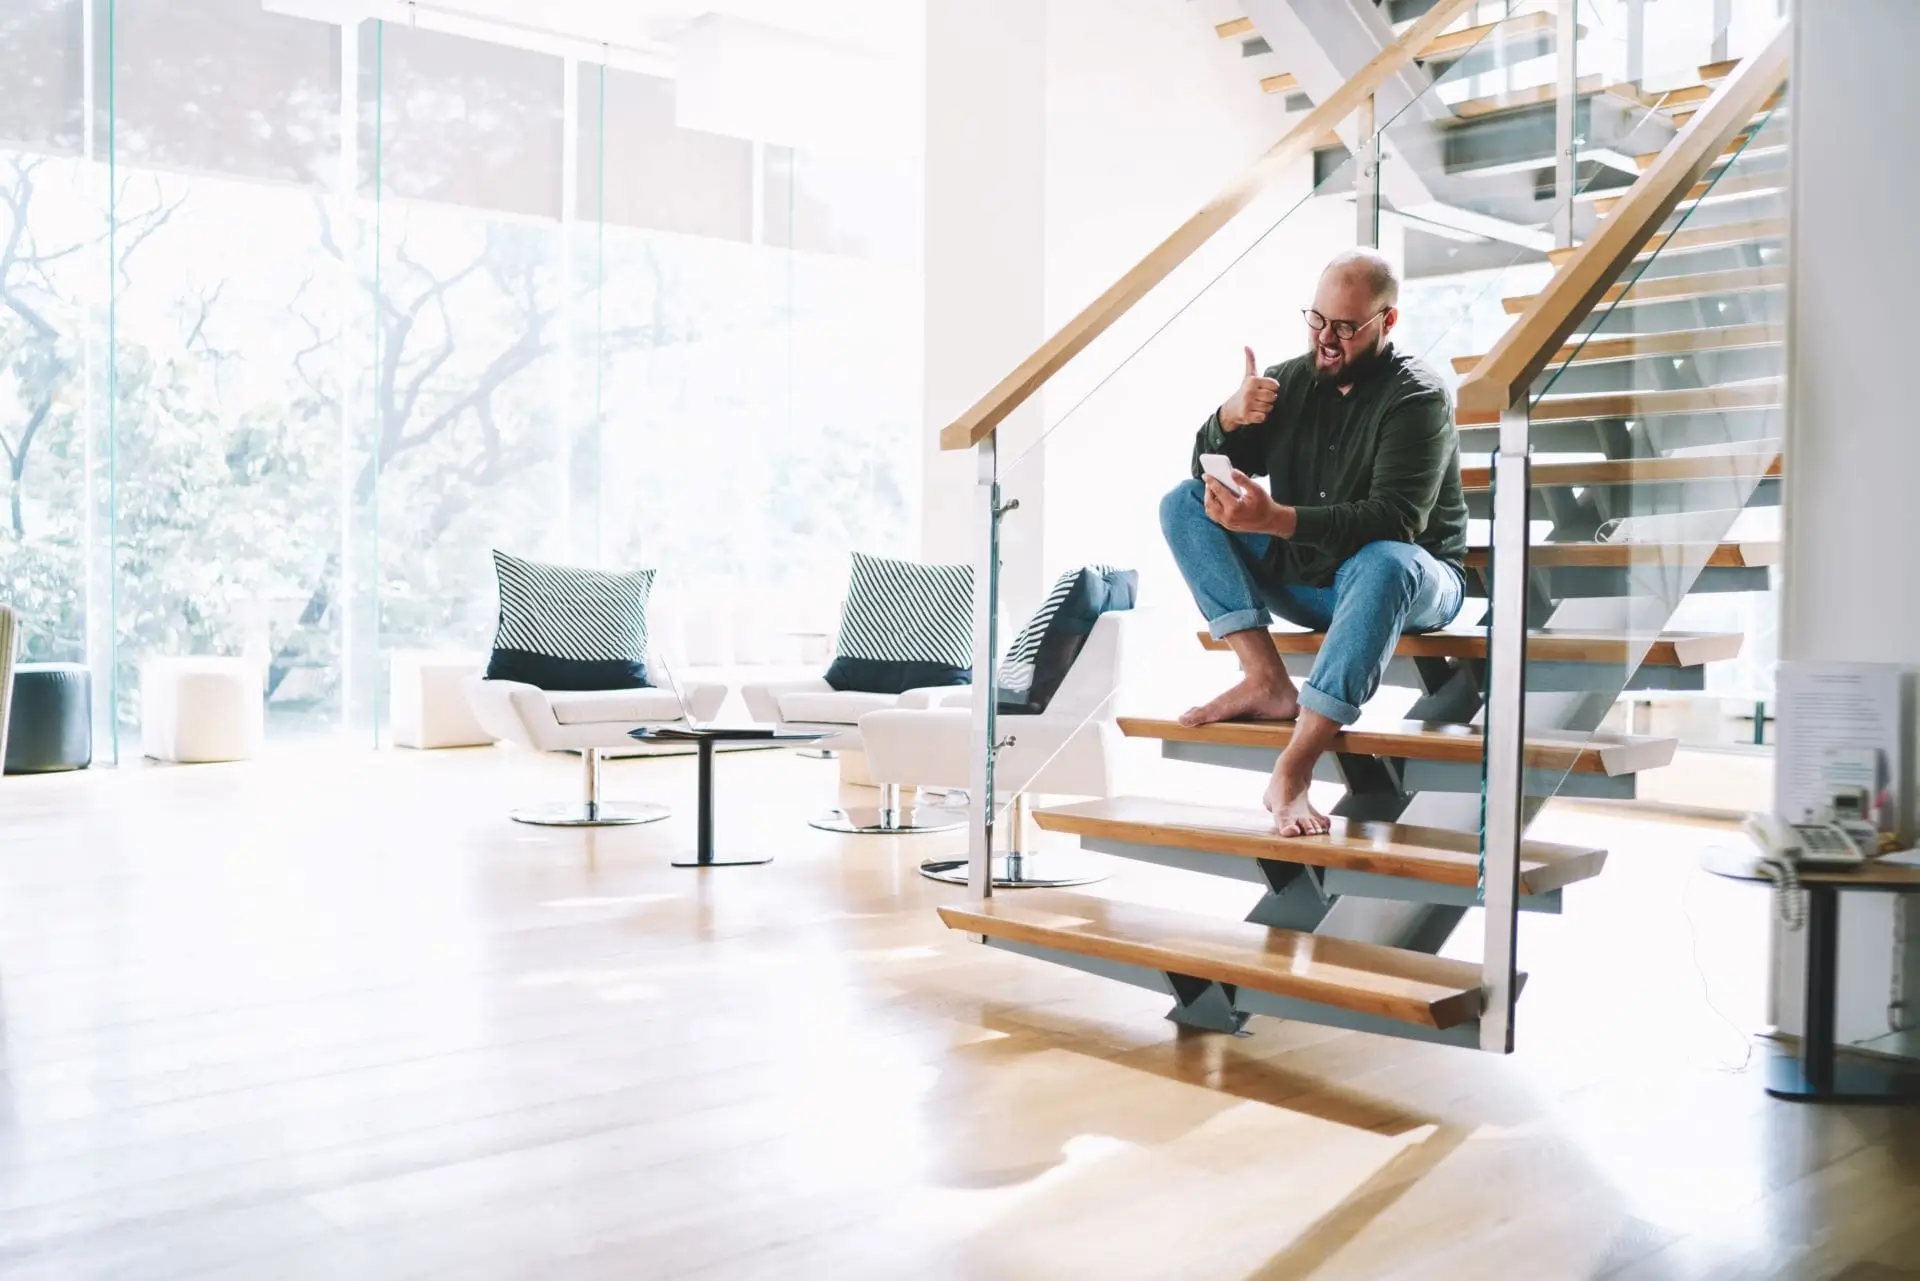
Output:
top-left (630, 726), bottom-right (831, 867)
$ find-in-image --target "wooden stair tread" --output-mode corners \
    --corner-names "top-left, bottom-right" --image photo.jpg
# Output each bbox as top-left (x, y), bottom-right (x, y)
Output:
top-left (1196, 626), bottom-right (1743, 668)
top-left (1461, 540), bottom-right (1779, 571)
top-left (1634, 121), bottom-right (1787, 173)
top-left (1672, 84), bottom-right (1786, 129)
top-left (1418, 11), bottom-right (1563, 61)
top-left (1699, 58), bottom-right (1740, 83)
top-left (1653, 82), bottom-right (1716, 110)
top-left (1034, 798), bottom-right (1606, 895)
top-left (1218, 12), bottom-right (1560, 63)
top-left (1594, 168), bottom-right (1783, 216)
top-left (1261, 71), bottom-right (1300, 95)
top-left (1460, 450), bottom-right (1782, 489)
top-left (1117, 716), bottom-right (1677, 777)
top-left (1454, 322), bottom-right (1780, 373)
top-left (1458, 380), bottom-right (1781, 426)
top-left (1546, 216), bottom-right (1784, 269)
top-left (1502, 266), bottom-right (1785, 315)
top-left (1462, 379), bottom-right (1783, 425)
top-left (1448, 76), bottom-right (1657, 121)
top-left (937, 889), bottom-right (1486, 1030)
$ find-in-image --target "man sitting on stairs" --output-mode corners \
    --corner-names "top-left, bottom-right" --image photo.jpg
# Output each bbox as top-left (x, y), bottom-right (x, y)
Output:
top-left (1158, 248), bottom-right (1470, 838)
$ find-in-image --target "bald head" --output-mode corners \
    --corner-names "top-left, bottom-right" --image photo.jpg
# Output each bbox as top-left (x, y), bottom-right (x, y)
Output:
top-left (1322, 247), bottom-right (1400, 310)
top-left (1306, 248), bottom-right (1401, 384)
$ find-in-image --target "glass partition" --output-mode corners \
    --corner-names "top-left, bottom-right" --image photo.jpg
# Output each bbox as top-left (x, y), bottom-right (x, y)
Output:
top-left (1491, 80), bottom-right (1787, 830)
top-left (0, 0), bottom-right (102, 739)
top-left (0, 1), bottom-right (924, 759)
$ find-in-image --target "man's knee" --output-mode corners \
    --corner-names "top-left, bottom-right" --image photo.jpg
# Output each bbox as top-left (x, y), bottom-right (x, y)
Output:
top-left (1158, 477), bottom-right (1208, 539)
top-left (1341, 541), bottom-right (1423, 602)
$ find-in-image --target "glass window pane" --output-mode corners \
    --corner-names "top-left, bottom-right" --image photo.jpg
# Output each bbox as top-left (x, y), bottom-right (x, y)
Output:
top-left (0, 153), bottom-right (96, 665)
top-left (362, 22), bottom-right (562, 219)
top-left (0, 0), bottom-right (94, 704)
top-left (104, 0), bottom-right (338, 187)
top-left (0, 0), bottom-right (83, 154)
top-left (366, 24), bottom-right (566, 678)
top-left (579, 67), bottom-right (753, 242)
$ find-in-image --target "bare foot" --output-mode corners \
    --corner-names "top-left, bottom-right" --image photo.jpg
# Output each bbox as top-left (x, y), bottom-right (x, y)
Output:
top-left (1263, 769), bottom-right (1331, 837)
top-left (1178, 679), bottom-right (1300, 727)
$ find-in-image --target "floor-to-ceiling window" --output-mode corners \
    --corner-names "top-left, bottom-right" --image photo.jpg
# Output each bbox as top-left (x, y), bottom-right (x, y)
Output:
top-left (0, 0), bottom-right (925, 758)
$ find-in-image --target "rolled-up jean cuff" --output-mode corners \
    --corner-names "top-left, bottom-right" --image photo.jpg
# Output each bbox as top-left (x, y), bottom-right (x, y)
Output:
top-left (1207, 608), bottom-right (1271, 641)
top-left (1299, 681), bottom-right (1360, 726)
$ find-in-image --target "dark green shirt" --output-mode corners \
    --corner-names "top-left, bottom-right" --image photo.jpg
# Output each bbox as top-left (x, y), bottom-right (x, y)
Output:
top-left (1191, 344), bottom-right (1469, 588)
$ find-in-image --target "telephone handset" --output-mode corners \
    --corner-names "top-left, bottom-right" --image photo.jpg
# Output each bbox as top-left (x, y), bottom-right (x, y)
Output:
top-left (1743, 812), bottom-right (1866, 867)
top-left (1742, 812), bottom-right (1866, 932)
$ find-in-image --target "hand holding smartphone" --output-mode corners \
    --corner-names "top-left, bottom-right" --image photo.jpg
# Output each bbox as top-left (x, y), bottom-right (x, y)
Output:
top-left (1198, 453), bottom-right (1245, 497)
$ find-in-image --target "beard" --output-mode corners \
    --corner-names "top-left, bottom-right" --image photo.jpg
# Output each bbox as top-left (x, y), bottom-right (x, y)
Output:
top-left (1310, 334), bottom-right (1389, 386)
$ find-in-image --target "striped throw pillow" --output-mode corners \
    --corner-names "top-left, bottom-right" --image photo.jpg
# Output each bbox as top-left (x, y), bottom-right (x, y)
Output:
top-left (998, 565), bottom-right (1136, 715)
top-left (824, 552), bottom-right (974, 695)
top-left (485, 550), bottom-right (655, 691)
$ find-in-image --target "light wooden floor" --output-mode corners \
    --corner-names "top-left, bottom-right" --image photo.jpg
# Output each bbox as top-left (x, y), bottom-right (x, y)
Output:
top-left (1, 744), bottom-right (1916, 1281)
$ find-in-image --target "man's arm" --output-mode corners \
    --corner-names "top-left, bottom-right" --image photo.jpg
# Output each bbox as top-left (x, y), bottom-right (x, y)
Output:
top-left (1191, 350), bottom-right (1282, 480)
top-left (1288, 391), bottom-right (1452, 557)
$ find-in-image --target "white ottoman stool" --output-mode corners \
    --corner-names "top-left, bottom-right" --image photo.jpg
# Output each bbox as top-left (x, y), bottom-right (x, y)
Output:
top-left (141, 658), bottom-right (265, 763)
top-left (390, 650), bottom-right (493, 749)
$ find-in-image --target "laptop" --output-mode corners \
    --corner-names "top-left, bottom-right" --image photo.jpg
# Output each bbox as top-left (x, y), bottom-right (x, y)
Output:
top-left (646, 653), bottom-right (817, 740)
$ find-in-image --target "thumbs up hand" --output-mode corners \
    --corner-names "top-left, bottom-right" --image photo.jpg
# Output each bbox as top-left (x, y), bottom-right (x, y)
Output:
top-left (1220, 347), bottom-right (1280, 431)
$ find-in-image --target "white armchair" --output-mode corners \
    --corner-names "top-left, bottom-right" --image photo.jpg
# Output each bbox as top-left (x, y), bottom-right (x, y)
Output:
top-left (858, 609), bottom-right (1139, 887)
top-left (464, 675), bottom-right (725, 826)
top-left (738, 678), bottom-right (969, 834)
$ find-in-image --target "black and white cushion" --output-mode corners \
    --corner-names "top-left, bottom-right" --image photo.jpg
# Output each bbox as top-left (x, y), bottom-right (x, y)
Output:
top-left (998, 565), bottom-right (1137, 715)
top-left (824, 552), bottom-right (974, 695)
top-left (485, 550), bottom-right (655, 692)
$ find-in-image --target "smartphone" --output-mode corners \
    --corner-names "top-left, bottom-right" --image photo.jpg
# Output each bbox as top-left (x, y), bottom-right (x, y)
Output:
top-left (1198, 453), bottom-right (1244, 497)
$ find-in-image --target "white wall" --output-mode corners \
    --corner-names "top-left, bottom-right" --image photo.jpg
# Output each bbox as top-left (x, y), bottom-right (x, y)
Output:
top-left (921, 0), bottom-right (1046, 600)
top-left (1038, 0), bottom-right (1313, 620)
top-left (922, 0), bottom-right (1318, 625)
top-left (1773, 0), bottom-right (1920, 1045)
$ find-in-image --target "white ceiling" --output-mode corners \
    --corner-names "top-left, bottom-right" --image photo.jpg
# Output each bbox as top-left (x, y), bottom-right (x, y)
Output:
top-left (411, 0), bottom-right (917, 56)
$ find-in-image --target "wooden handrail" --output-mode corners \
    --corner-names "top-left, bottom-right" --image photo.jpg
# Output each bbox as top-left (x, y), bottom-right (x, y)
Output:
top-left (1454, 21), bottom-right (1791, 421)
top-left (937, 0), bottom-right (1481, 453)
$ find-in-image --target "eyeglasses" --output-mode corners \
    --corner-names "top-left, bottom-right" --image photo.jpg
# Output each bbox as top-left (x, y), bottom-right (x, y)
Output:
top-left (1302, 308), bottom-right (1389, 342)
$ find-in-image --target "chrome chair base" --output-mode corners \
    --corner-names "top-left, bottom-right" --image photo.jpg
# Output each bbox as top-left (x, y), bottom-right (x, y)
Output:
top-left (511, 801), bottom-right (671, 828)
top-left (810, 804), bottom-right (967, 835)
top-left (917, 851), bottom-right (1108, 888)
top-left (809, 782), bottom-right (964, 834)
top-left (508, 747), bottom-right (669, 828)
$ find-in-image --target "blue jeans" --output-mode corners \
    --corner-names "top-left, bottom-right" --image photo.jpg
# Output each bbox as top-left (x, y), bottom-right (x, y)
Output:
top-left (1158, 478), bottom-right (1464, 725)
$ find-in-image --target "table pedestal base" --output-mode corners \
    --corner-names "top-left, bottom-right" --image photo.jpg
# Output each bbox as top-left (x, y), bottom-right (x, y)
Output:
top-left (1766, 1051), bottom-right (1920, 1103)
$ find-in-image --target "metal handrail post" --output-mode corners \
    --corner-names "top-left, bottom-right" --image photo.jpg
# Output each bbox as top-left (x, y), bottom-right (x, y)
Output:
top-left (1479, 404), bottom-right (1531, 1053)
top-left (1355, 94), bottom-right (1379, 249)
top-left (1553, 0), bottom-right (1580, 249)
top-left (965, 436), bottom-right (1005, 900)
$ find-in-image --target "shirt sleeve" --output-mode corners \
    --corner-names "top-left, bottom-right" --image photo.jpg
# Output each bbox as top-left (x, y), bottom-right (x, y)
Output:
top-left (1289, 389), bottom-right (1451, 559)
top-left (1189, 371), bottom-right (1281, 480)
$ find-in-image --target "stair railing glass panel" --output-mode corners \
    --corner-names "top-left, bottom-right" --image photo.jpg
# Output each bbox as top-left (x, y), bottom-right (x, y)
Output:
top-left (1476, 82), bottom-right (1788, 1046)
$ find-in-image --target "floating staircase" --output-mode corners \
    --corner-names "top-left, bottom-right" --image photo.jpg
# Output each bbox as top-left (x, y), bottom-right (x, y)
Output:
top-left (936, 4), bottom-right (1789, 1054)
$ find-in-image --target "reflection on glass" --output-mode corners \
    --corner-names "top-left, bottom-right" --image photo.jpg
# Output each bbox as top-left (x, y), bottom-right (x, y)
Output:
top-left (0, 0), bottom-right (925, 757)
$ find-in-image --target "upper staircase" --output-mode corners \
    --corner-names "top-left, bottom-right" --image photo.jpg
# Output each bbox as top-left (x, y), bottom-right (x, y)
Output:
top-left (932, 0), bottom-right (1789, 1053)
